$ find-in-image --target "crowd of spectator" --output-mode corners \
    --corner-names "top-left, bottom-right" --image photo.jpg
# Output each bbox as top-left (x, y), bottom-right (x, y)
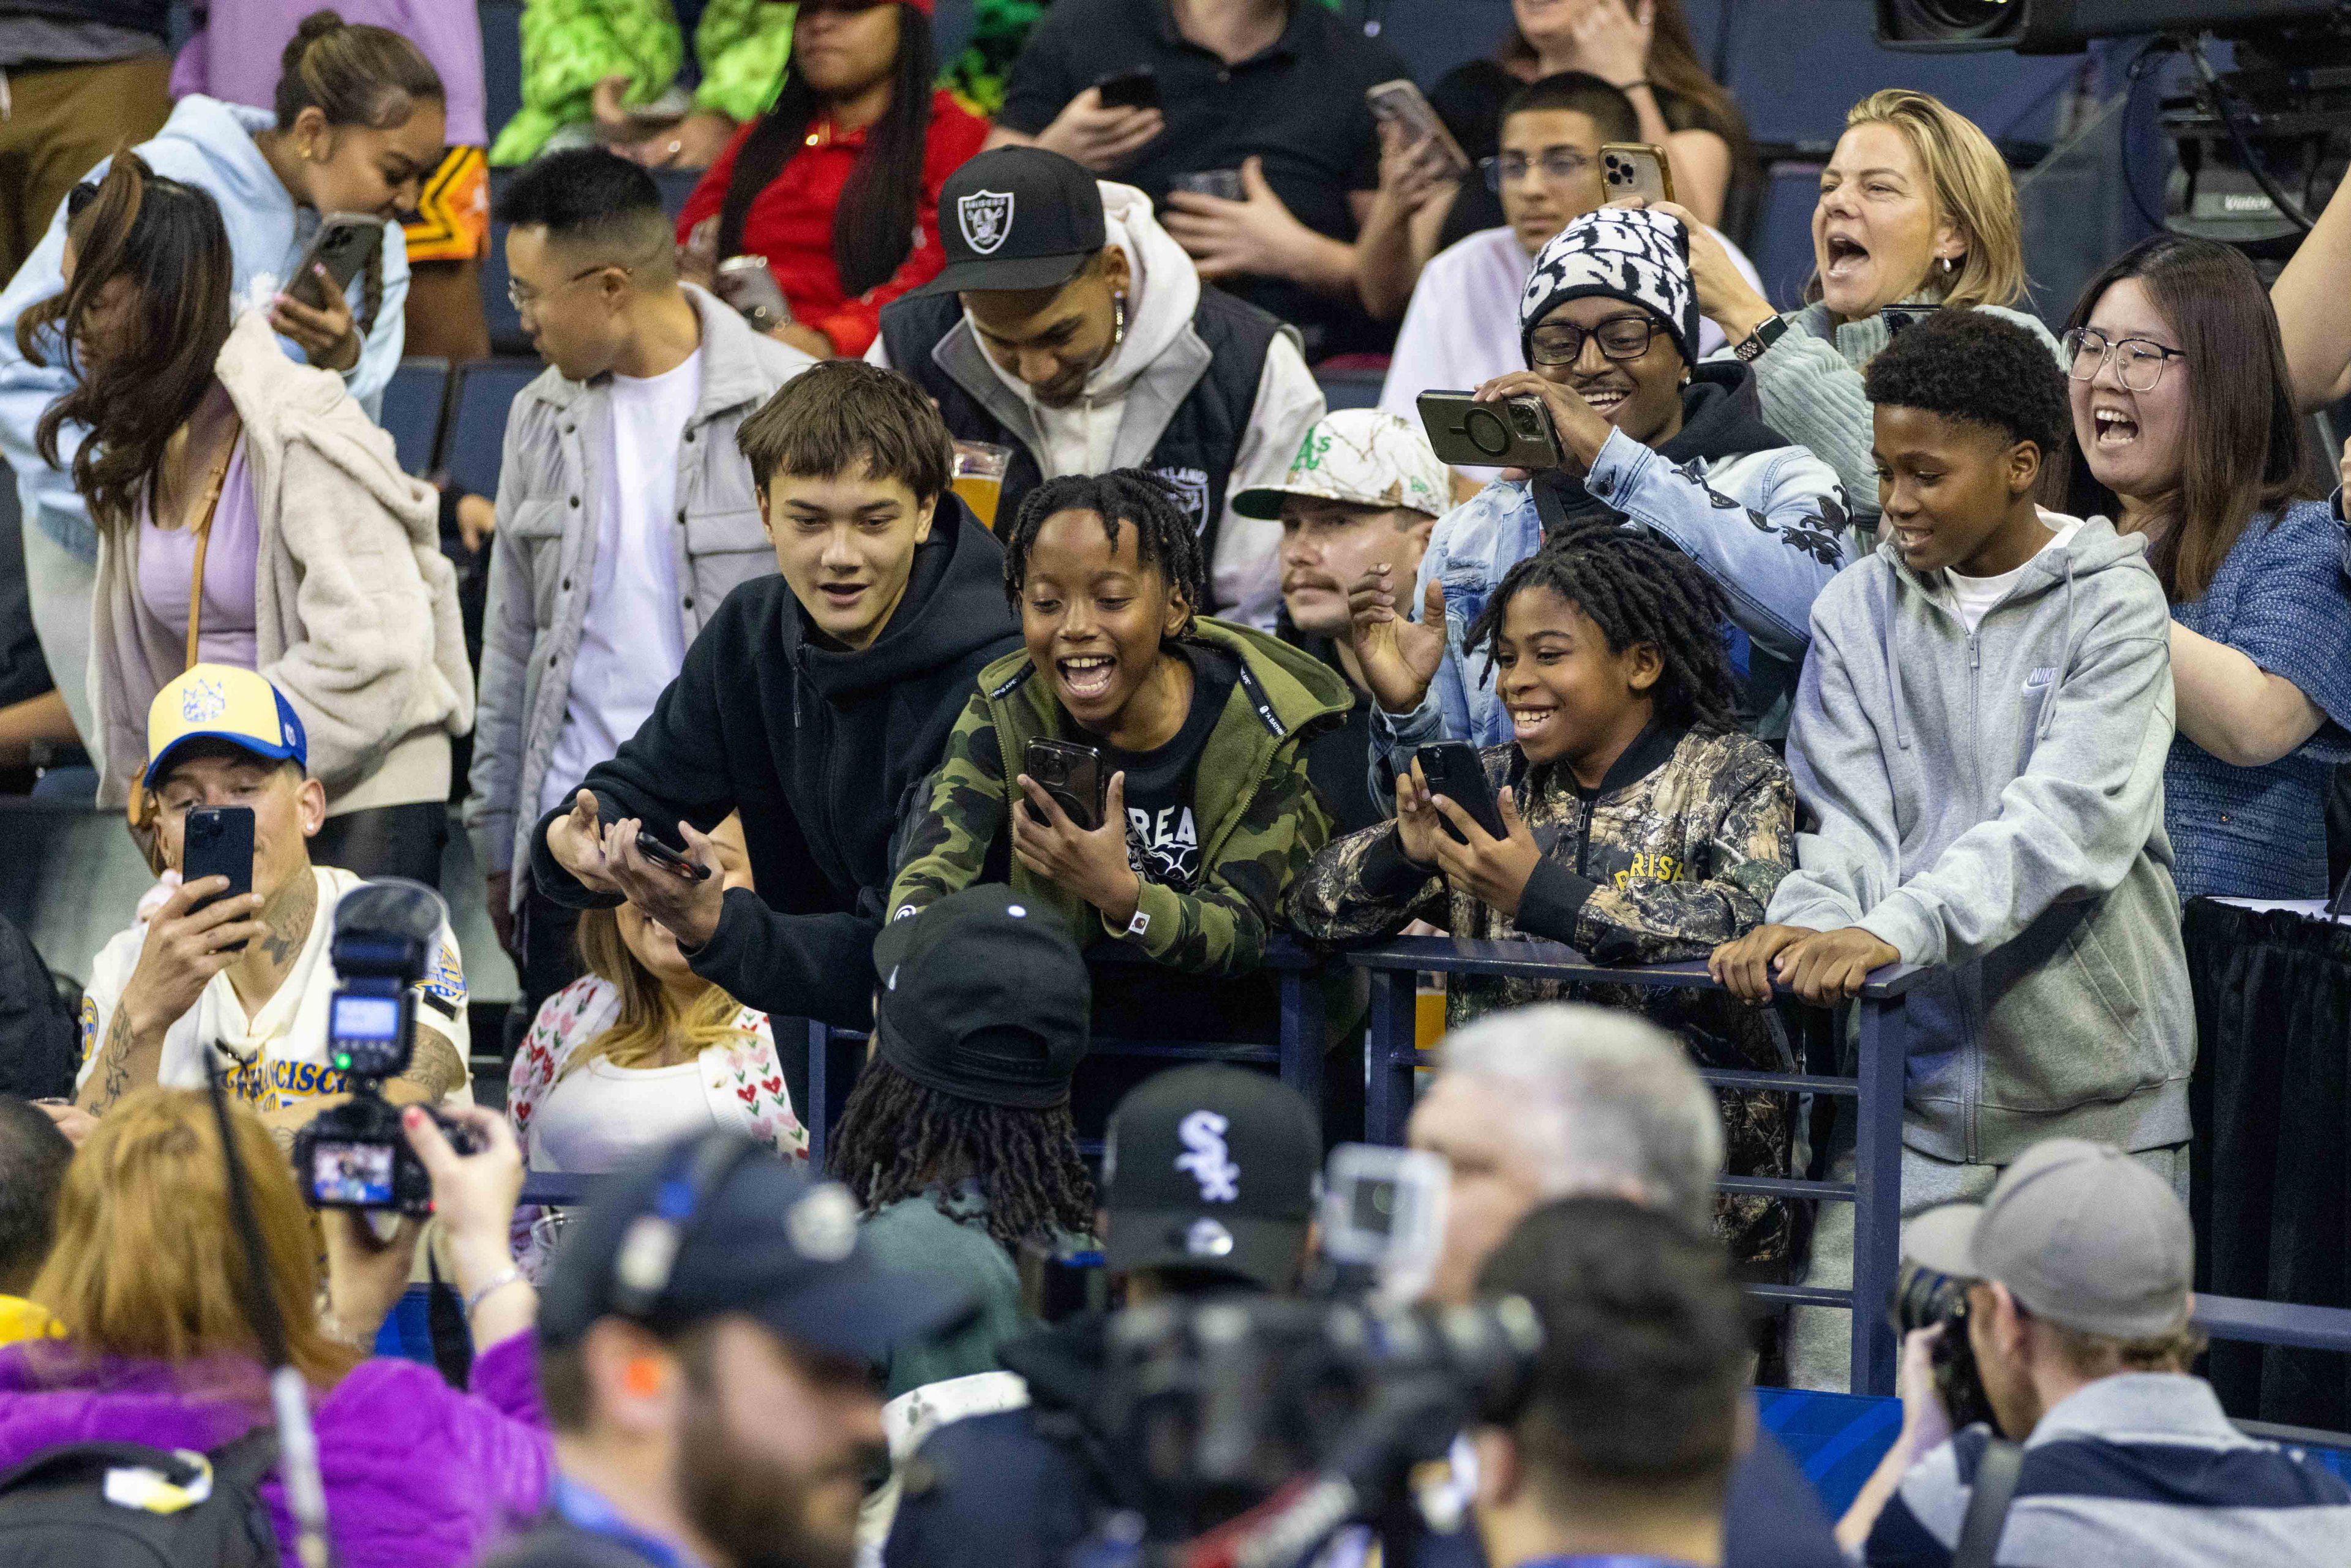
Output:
top-left (7, 0), bottom-right (2351, 1565)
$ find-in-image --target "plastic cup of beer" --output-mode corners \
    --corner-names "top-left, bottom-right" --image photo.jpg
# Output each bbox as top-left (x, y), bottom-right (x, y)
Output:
top-left (951, 440), bottom-right (1013, 531)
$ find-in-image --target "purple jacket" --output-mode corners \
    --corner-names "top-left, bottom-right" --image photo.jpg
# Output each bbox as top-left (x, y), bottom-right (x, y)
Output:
top-left (170, 0), bottom-right (489, 148)
top-left (0, 1332), bottom-right (551, 1568)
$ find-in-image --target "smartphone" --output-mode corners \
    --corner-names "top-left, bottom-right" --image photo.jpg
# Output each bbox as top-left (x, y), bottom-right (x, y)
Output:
top-left (285, 214), bottom-right (384, 313)
top-left (634, 829), bottom-right (713, 882)
top-left (1417, 389), bottom-right (1565, 472)
top-left (714, 255), bottom-right (793, 332)
top-left (1093, 66), bottom-right (1160, 112)
top-left (1600, 142), bottom-right (1676, 206)
top-left (1414, 740), bottom-right (1507, 844)
top-left (182, 806), bottom-right (257, 950)
top-left (1881, 303), bottom-right (1937, 337)
top-left (1365, 78), bottom-right (1471, 178)
top-left (1024, 738), bottom-right (1105, 831)
top-left (1170, 169), bottom-right (1246, 202)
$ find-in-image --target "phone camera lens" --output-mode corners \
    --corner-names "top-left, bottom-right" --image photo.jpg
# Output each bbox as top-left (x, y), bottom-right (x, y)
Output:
top-left (1508, 402), bottom-right (1542, 436)
top-left (1462, 406), bottom-right (1512, 457)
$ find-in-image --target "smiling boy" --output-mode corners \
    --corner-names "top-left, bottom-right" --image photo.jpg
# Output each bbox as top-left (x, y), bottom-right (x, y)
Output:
top-left (1709, 310), bottom-right (2192, 1386)
top-left (529, 362), bottom-right (1022, 1029)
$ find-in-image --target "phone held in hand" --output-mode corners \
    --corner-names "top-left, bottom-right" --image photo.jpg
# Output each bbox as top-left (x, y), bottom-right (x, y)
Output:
top-left (285, 213), bottom-right (384, 312)
top-left (634, 829), bottom-right (712, 882)
top-left (1600, 142), bottom-right (1677, 206)
top-left (1093, 66), bottom-right (1160, 112)
top-left (1414, 740), bottom-right (1507, 844)
top-left (182, 806), bottom-right (257, 950)
top-left (1025, 739), bottom-right (1106, 831)
top-left (1417, 389), bottom-right (1565, 472)
top-left (1365, 78), bottom-right (1472, 178)
top-left (1171, 168), bottom-right (1247, 202)
top-left (714, 255), bottom-right (793, 332)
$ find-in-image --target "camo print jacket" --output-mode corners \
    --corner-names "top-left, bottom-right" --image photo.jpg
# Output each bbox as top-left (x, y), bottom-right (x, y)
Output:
top-left (886, 618), bottom-right (1353, 975)
top-left (1293, 719), bottom-right (1802, 1266)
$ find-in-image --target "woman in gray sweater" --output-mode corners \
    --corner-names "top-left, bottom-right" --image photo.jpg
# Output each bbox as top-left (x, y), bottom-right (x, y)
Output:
top-left (1628, 88), bottom-right (2059, 524)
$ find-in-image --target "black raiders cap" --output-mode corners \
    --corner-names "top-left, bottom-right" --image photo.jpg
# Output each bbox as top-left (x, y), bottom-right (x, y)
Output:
top-left (917, 146), bottom-right (1108, 297)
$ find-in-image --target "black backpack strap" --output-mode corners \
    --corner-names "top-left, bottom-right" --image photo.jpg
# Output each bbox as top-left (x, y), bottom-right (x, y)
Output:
top-left (0, 1442), bottom-right (208, 1496)
top-left (204, 1428), bottom-right (282, 1495)
top-left (1952, 1436), bottom-right (2026, 1568)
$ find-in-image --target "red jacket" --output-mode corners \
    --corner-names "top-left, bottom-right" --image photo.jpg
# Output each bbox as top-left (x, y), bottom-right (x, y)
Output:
top-left (679, 89), bottom-right (990, 358)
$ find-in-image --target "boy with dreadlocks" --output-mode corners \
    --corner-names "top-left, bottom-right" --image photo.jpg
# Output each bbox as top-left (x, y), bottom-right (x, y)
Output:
top-left (1295, 520), bottom-right (1800, 1268)
top-left (887, 468), bottom-right (1352, 975)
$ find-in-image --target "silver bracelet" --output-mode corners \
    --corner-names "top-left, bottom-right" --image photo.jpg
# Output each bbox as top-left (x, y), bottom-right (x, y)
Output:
top-left (462, 1267), bottom-right (528, 1320)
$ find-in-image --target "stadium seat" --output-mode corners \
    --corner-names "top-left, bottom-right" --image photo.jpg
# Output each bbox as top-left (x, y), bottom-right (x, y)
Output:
top-left (444, 358), bottom-right (544, 501)
top-left (380, 358), bottom-right (451, 477)
top-left (482, 218), bottom-right (530, 355)
top-left (1316, 367), bottom-right (1387, 413)
top-left (482, 1), bottom-right (524, 153)
top-left (1750, 161), bottom-right (1825, 313)
top-left (653, 167), bottom-right (706, 220)
top-left (1338, 0), bottom-right (1512, 86)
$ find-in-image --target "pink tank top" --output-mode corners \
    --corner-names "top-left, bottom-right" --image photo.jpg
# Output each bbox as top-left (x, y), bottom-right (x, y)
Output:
top-left (136, 439), bottom-right (260, 669)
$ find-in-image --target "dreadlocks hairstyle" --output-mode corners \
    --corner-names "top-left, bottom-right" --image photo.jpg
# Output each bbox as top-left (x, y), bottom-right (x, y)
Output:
top-left (1003, 468), bottom-right (1207, 640)
top-left (1464, 520), bottom-right (1743, 737)
top-left (827, 1058), bottom-right (1096, 1256)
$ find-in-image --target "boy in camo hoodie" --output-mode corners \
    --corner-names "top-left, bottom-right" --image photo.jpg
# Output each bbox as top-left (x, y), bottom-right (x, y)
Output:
top-left (888, 469), bottom-right (1351, 976)
top-left (1294, 522), bottom-right (1799, 1264)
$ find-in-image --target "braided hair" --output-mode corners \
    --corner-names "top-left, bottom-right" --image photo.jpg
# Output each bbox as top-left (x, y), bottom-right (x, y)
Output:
top-left (1464, 520), bottom-right (1743, 737)
top-left (827, 1058), bottom-right (1097, 1256)
top-left (1003, 469), bottom-right (1207, 640)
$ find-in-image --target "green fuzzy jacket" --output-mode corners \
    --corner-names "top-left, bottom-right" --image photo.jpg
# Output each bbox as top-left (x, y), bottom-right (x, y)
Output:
top-left (885, 618), bottom-right (1351, 975)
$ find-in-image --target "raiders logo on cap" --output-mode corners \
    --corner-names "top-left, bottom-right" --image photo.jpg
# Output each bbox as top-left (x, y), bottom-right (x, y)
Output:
top-left (958, 189), bottom-right (1015, 255)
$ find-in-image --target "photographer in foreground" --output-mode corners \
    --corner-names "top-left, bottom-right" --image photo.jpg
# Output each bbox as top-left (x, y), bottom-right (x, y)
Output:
top-left (0, 1089), bottom-right (549, 1568)
top-left (75, 665), bottom-right (470, 1136)
top-left (484, 1131), bottom-right (973, 1568)
top-left (1472, 1198), bottom-right (1752, 1568)
top-left (1840, 1138), bottom-right (2350, 1567)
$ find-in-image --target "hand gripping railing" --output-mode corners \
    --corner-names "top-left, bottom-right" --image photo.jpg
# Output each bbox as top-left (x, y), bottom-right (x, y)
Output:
top-left (1347, 934), bottom-right (1924, 1397)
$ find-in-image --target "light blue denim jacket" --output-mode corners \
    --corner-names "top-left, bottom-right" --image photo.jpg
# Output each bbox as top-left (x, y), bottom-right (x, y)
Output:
top-left (1370, 416), bottom-right (1859, 785)
top-left (0, 96), bottom-right (408, 562)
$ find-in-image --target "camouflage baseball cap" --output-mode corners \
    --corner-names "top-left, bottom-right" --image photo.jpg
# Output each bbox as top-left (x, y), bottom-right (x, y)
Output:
top-left (1231, 409), bottom-right (1452, 521)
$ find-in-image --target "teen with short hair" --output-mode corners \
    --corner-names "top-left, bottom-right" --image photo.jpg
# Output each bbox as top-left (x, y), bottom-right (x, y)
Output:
top-left (1711, 309), bottom-right (2193, 1388)
top-left (530, 360), bottom-right (1021, 1029)
top-left (1297, 522), bottom-right (1798, 1268)
top-left (887, 468), bottom-right (1350, 975)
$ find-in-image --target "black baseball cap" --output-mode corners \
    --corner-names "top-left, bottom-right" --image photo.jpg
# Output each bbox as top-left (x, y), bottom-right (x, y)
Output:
top-left (539, 1133), bottom-right (974, 1364)
top-left (916, 146), bottom-right (1107, 297)
top-left (1103, 1065), bottom-right (1320, 1291)
top-left (872, 886), bottom-right (1092, 1108)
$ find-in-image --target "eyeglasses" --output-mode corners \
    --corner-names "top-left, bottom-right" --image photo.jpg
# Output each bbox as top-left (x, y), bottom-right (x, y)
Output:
top-left (1528, 315), bottom-right (1660, 366)
top-left (2062, 328), bottom-right (2186, 394)
top-left (1480, 149), bottom-right (1593, 192)
top-left (507, 263), bottom-right (624, 318)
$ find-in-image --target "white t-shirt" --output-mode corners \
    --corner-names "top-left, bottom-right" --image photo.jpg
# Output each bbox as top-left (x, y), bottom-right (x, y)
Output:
top-left (540, 348), bottom-right (703, 819)
top-left (528, 1054), bottom-right (719, 1172)
top-left (1943, 515), bottom-right (2083, 633)
top-left (78, 866), bottom-right (471, 1112)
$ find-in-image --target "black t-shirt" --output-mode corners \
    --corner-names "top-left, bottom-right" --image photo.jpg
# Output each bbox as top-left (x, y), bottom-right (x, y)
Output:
top-left (1084, 643), bottom-right (1236, 893)
top-left (996, 0), bottom-right (1408, 359)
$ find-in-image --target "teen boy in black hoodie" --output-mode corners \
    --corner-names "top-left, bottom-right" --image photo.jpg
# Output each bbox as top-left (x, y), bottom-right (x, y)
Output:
top-left (530, 361), bottom-right (1022, 1029)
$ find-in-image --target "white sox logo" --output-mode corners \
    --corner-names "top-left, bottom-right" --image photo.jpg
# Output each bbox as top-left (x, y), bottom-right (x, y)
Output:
top-left (1176, 1109), bottom-right (1240, 1202)
top-left (958, 189), bottom-right (1015, 255)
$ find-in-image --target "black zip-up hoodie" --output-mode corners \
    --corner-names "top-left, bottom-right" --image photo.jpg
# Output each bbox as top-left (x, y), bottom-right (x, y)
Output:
top-left (528, 499), bottom-right (1021, 1027)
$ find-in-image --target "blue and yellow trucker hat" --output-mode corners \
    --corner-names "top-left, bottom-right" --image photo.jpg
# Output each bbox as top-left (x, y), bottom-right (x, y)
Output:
top-left (143, 664), bottom-right (308, 787)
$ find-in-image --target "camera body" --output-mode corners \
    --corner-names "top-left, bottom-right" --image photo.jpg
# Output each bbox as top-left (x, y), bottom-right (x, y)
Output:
top-left (1891, 1259), bottom-right (1998, 1431)
top-left (291, 881), bottom-right (475, 1216)
top-left (1417, 391), bottom-right (1565, 471)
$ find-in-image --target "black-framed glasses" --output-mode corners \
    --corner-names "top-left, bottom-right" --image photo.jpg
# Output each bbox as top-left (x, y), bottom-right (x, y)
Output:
top-left (1529, 315), bottom-right (1660, 366)
top-left (2062, 328), bottom-right (2186, 393)
top-left (1480, 148), bottom-right (1593, 192)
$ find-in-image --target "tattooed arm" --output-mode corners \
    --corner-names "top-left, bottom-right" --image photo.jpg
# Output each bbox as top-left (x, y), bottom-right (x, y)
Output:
top-left (77, 874), bottom-right (268, 1115)
top-left (385, 1027), bottom-right (469, 1107)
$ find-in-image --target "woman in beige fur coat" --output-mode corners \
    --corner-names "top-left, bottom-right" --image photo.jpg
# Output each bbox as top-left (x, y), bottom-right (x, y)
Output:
top-left (22, 154), bottom-right (470, 882)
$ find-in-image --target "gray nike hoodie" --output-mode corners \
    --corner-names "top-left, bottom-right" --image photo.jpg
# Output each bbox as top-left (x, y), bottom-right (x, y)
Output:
top-left (1768, 511), bottom-right (2194, 1165)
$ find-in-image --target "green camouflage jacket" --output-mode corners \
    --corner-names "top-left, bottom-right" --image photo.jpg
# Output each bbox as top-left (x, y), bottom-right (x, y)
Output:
top-left (491, 0), bottom-right (797, 165)
top-left (1292, 719), bottom-right (1802, 1266)
top-left (886, 618), bottom-right (1352, 975)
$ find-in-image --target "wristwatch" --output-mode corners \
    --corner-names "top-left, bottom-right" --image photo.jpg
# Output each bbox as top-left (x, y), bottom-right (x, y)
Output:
top-left (1733, 313), bottom-right (1791, 364)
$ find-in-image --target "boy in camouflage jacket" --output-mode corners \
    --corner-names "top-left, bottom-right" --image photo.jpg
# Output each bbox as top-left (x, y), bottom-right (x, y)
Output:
top-left (889, 471), bottom-right (1351, 976)
top-left (1294, 525), bottom-right (1800, 1266)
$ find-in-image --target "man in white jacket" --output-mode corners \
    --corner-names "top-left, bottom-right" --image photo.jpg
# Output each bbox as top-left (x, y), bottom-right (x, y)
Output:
top-left (869, 146), bottom-right (1324, 629)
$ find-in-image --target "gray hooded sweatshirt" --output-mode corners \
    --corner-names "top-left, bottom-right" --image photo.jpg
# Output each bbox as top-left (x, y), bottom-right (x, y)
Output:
top-left (1768, 511), bottom-right (2194, 1166)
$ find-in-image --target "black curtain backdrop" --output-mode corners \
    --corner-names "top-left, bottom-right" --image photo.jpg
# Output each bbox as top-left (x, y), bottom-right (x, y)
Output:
top-left (2185, 899), bottom-right (2351, 1432)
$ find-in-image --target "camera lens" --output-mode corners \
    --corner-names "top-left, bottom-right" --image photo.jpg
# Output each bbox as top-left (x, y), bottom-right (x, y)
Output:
top-left (1462, 407), bottom-right (1512, 457)
top-left (1509, 402), bottom-right (1542, 436)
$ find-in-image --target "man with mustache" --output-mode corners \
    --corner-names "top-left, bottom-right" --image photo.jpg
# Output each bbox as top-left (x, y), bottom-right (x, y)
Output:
top-left (1234, 409), bottom-right (1452, 833)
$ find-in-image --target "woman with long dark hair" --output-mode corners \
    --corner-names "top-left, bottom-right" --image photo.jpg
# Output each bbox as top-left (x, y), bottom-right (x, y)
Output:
top-left (676, 0), bottom-right (988, 361)
top-left (2059, 236), bottom-right (2351, 901)
top-left (21, 155), bottom-right (470, 884)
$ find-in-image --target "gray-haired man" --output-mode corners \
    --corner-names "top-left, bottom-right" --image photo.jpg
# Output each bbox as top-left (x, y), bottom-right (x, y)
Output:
top-left (1406, 1002), bottom-right (1842, 1568)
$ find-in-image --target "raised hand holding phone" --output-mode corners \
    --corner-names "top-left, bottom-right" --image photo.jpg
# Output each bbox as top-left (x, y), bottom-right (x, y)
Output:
top-left (596, 814), bottom-right (726, 948)
top-left (1011, 769), bottom-right (1142, 928)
